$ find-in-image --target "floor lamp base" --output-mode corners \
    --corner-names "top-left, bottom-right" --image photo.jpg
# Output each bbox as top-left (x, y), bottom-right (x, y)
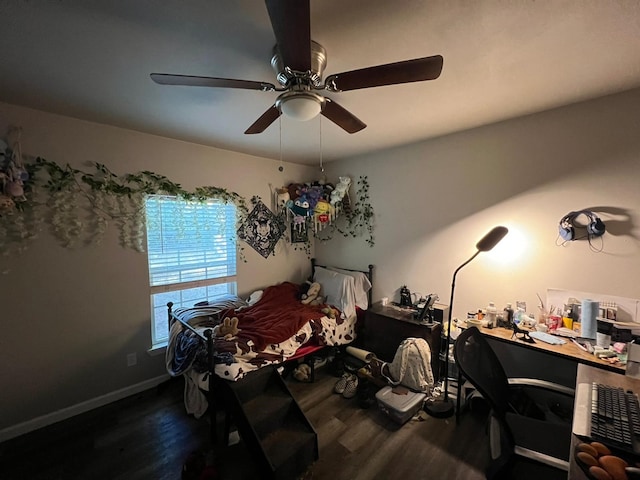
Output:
top-left (424, 397), bottom-right (455, 418)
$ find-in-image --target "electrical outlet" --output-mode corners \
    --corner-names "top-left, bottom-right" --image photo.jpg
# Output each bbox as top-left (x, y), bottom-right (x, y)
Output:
top-left (126, 352), bottom-right (137, 367)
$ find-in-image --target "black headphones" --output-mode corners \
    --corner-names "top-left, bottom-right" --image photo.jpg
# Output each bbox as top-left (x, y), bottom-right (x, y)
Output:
top-left (559, 210), bottom-right (606, 241)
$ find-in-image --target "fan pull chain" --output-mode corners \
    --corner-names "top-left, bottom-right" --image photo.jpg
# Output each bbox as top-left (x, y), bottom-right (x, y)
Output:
top-left (319, 116), bottom-right (325, 176)
top-left (278, 116), bottom-right (284, 172)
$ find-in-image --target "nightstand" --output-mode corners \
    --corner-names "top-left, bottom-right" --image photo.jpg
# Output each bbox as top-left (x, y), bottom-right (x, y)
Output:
top-left (361, 302), bottom-right (443, 380)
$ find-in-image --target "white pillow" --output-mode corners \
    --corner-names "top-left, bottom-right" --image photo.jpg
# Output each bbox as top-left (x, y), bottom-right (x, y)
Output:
top-left (313, 266), bottom-right (357, 319)
top-left (327, 267), bottom-right (372, 310)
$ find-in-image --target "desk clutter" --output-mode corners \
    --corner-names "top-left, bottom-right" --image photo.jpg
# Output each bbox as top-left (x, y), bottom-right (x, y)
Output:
top-left (394, 285), bottom-right (448, 323)
top-left (459, 295), bottom-right (640, 369)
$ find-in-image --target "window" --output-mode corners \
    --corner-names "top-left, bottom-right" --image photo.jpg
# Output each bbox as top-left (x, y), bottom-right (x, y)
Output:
top-left (145, 194), bottom-right (237, 347)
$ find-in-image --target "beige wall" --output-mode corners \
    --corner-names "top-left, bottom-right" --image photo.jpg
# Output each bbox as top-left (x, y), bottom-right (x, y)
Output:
top-left (319, 87), bottom-right (640, 324)
top-left (0, 102), bottom-right (317, 436)
top-left (4, 86), bottom-right (640, 439)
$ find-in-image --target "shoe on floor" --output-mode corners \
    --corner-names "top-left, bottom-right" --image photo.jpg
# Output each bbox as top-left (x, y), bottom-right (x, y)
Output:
top-left (343, 375), bottom-right (359, 399)
top-left (334, 373), bottom-right (351, 394)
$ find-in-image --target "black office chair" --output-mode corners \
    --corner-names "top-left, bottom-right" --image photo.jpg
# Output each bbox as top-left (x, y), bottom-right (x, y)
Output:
top-left (453, 327), bottom-right (575, 479)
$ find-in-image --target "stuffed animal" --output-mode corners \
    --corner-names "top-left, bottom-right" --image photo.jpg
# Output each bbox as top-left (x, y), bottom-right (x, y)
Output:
top-left (301, 183), bottom-right (323, 210)
top-left (298, 281), bottom-right (313, 300)
top-left (290, 195), bottom-right (311, 217)
top-left (0, 194), bottom-right (15, 214)
top-left (213, 316), bottom-right (240, 340)
top-left (287, 195), bottom-right (312, 232)
top-left (274, 186), bottom-right (290, 212)
top-left (287, 182), bottom-right (303, 202)
top-left (330, 176), bottom-right (352, 207)
top-left (313, 198), bottom-right (334, 231)
top-left (301, 282), bottom-right (323, 306)
top-left (293, 363), bottom-right (312, 382)
top-left (322, 305), bottom-right (339, 319)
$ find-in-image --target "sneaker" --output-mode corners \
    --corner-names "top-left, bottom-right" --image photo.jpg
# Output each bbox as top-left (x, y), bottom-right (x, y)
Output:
top-left (334, 373), bottom-right (350, 394)
top-left (343, 375), bottom-right (359, 399)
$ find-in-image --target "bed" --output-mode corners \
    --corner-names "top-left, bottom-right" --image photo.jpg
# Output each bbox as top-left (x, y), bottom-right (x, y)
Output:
top-left (165, 258), bottom-right (374, 418)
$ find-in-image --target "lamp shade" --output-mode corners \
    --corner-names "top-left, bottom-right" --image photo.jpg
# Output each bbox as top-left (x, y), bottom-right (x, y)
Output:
top-left (278, 93), bottom-right (323, 121)
top-left (476, 226), bottom-right (508, 252)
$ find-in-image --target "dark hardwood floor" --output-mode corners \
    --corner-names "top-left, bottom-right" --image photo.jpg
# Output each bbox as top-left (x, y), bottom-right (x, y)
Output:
top-left (289, 374), bottom-right (489, 480)
top-left (0, 369), bottom-right (566, 480)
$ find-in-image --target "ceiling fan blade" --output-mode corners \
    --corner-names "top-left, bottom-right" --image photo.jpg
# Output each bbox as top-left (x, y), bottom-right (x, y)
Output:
top-left (245, 105), bottom-right (281, 134)
top-left (151, 73), bottom-right (275, 91)
top-left (321, 98), bottom-right (366, 134)
top-left (265, 0), bottom-right (311, 72)
top-left (325, 55), bottom-right (444, 92)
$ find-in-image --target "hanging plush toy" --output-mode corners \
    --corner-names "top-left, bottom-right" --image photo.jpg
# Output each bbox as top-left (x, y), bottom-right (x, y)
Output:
top-left (313, 198), bottom-right (334, 232)
top-left (274, 186), bottom-right (290, 213)
top-left (301, 183), bottom-right (323, 211)
top-left (287, 195), bottom-right (311, 232)
top-left (330, 176), bottom-right (352, 211)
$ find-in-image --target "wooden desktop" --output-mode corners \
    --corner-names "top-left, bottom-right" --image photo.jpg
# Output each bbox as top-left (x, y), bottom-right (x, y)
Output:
top-left (476, 325), bottom-right (625, 374)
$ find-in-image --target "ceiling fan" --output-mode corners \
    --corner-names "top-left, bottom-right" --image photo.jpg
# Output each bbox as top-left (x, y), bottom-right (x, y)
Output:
top-left (150, 0), bottom-right (443, 135)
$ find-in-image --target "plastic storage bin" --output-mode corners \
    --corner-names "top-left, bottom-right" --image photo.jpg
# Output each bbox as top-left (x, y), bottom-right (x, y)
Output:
top-left (375, 386), bottom-right (426, 425)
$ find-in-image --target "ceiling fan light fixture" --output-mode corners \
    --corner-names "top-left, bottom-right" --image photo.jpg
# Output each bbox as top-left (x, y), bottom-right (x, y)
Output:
top-left (276, 91), bottom-right (324, 121)
top-left (151, 3), bottom-right (444, 135)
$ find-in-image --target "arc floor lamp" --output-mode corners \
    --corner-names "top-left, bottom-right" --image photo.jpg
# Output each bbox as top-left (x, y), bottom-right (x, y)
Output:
top-left (425, 225), bottom-right (509, 418)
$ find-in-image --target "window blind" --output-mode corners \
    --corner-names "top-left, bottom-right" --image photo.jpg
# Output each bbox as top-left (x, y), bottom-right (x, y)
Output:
top-left (145, 195), bottom-right (237, 291)
top-left (146, 195), bottom-right (238, 346)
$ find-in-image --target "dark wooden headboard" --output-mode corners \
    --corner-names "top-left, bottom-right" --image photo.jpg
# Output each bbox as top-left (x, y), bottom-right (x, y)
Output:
top-left (310, 258), bottom-right (374, 308)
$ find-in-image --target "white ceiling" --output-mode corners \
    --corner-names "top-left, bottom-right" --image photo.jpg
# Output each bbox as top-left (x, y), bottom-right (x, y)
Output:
top-left (2, 0), bottom-right (640, 165)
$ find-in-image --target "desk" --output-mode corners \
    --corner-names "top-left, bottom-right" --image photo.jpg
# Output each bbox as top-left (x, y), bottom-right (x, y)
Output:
top-left (569, 364), bottom-right (640, 479)
top-left (456, 326), bottom-right (626, 419)
top-left (478, 326), bottom-right (625, 374)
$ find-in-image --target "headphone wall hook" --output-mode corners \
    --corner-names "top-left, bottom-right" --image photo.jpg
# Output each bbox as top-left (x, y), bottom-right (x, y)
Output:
top-left (558, 209), bottom-right (606, 241)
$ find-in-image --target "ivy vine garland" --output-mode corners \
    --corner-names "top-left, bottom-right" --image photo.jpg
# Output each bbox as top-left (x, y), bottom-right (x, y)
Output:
top-left (0, 157), bottom-right (249, 257)
top-left (0, 135), bottom-right (375, 261)
top-left (315, 175), bottom-right (375, 247)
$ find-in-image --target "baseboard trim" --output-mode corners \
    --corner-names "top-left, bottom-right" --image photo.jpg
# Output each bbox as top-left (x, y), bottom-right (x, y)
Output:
top-left (0, 374), bottom-right (171, 443)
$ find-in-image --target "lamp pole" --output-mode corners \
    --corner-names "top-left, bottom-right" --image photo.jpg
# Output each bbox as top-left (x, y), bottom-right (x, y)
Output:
top-left (424, 226), bottom-right (508, 418)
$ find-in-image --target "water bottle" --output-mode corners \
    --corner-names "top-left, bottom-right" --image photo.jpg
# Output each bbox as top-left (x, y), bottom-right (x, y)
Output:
top-left (503, 303), bottom-right (514, 327)
top-left (486, 302), bottom-right (497, 328)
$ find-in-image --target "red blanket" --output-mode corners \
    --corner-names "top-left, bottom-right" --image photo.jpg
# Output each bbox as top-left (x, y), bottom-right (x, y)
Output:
top-left (228, 282), bottom-right (327, 351)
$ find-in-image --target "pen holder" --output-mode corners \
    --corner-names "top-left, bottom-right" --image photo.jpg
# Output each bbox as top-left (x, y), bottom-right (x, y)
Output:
top-left (596, 333), bottom-right (611, 348)
top-left (537, 307), bottom-right (547, 325)
top-left (547, 315), bottom-right (562, 331)
top-left (596, 320), bottom-right (613, 348)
